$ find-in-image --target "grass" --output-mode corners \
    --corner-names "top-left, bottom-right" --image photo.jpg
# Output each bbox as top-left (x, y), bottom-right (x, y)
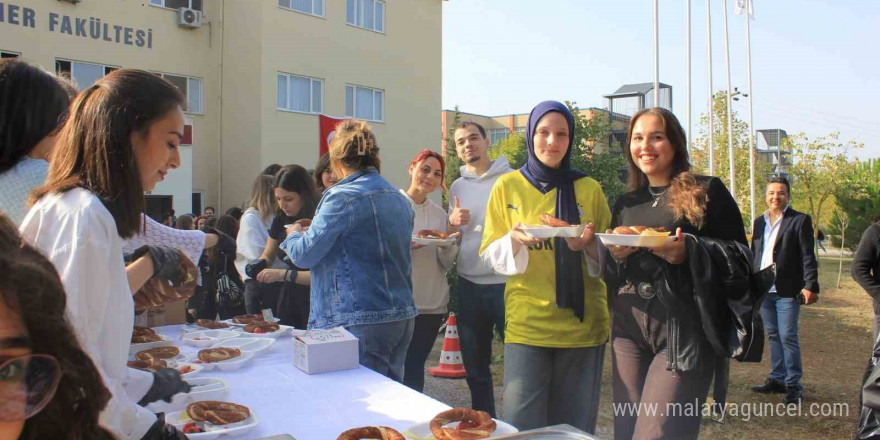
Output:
top-left (425, 256), bottom-right (870, 439)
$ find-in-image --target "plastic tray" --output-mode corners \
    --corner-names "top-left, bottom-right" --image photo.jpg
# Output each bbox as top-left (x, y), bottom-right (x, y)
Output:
top-left (129, 335), bottom-right (176, 357)
top-left (595, 233), bottom-right (674, 248)
top-left (190, 351), bottom-right (255, 371)
top-left (176, 362), bottom-right (204, 378)
top-left (221, 317), bottom-right (281, 327)
top-left (236, 324), bottom-right (294, 339)
top-left (210, 338), bottom-right (275, 354)
top-left (520, 224), bottom-right (587, 239)
top-left (412, 236), bottom-right (458, 247)
top-left (165, 405), bottom-right (259, 439)
top-left (403, 419), bottom-right (518, 439)
top-left (146, 377), bottom-right (229, 413)
top-left (182, 330), bottom-right (242, 347)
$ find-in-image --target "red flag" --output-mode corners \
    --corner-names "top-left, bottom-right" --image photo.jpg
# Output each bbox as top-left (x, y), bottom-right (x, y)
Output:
top-left (319, 115), bottom-right (348, 157)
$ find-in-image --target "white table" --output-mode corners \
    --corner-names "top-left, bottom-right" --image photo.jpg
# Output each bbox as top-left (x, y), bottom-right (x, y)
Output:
top-left (153, 325), bottom-right (451, 440)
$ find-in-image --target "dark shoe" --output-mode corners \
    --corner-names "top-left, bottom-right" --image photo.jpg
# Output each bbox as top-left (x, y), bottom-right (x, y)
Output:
top-left (783, 386), bottom-right (803, 404)
top-left (751, 378), bottom-right (786, 394)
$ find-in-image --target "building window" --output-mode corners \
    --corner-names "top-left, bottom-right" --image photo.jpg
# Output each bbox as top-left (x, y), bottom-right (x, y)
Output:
top-left (1, 51), bottom-right (20, 59)
top-left (514, 126), bottom-right (526, 135)
top-left (55, 59), bottom-right (118, 90)
top-left (150, 0), bottom-right (203, 11)
top-left (345, 85), bottom-right (384, 122)
top-left (489, 128), bottom-right (510, 145)
top-left (347, 0), bottom-right (385, 33)
top-left (277, 73), bottom-right (323, 114)
top-left (155, 73), bottom-right (203, 114)
top-left (278, 0), bottom-right (324, 17)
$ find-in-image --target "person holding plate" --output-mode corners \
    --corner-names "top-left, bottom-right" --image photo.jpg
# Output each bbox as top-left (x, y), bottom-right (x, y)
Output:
top-left (480, 101), bottom-right (611, 433)
top-left (603, 108), bottom-right (745, 440)
top-left (399, 149), bottom-right (459, 392)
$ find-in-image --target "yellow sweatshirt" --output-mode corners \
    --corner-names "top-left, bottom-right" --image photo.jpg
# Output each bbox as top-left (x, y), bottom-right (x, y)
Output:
top-left (479, 171), bottom-right (611, 348)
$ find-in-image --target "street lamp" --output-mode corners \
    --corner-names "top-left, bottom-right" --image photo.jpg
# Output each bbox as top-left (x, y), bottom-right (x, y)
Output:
top-left (731, 87), bottom-right (749, 101)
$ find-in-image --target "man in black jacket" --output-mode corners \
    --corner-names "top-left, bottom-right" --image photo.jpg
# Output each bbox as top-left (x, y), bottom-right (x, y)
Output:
top-left (853, 217), bottom-right (880, 341)
top-left (749, 175), bottom-right (819, 404)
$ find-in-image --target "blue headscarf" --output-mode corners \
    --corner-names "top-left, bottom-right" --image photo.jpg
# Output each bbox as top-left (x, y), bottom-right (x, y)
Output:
top-left (519, 101), bottom-right (588, 321)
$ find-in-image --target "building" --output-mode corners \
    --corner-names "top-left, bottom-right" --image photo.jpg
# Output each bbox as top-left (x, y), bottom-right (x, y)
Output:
top-left (1, 0), bottom-right (442, 218)
top-left (756, 128), bottom-right (790, 177)
top-left (604, 82), bottom-right (673, 152)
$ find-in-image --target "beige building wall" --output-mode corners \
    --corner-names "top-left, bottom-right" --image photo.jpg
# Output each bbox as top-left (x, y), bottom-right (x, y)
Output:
top-left (2, 0), bottom-right (442, 213)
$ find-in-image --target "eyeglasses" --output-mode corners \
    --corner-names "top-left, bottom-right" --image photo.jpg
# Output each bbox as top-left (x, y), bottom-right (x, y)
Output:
top-left (0, 354), bottom-right (61, 422)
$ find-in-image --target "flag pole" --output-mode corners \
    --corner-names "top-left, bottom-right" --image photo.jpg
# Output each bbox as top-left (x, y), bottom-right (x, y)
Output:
top-left (722, 0), bottom-right (736, 204)
top-left (746, 0), bottom-right (756, 228)
top-left (654, 0), bottom-right (660, 107)
top-left (706, 0), bottom-right (715, 175)
top-left (686, 0), bottom-right (692, 157)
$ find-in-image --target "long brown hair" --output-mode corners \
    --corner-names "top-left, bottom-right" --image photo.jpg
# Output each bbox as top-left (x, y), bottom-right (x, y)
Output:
top-left (274, 164), bottom-right (320, 220)
top-left (624, 107), bottom-right (708, 227)
top-left (329, 119), bottom-right (381, 174)
top-left (0, 215), bottom-right (114, 440)
top-left (30, 69), bottom-right (185, 238)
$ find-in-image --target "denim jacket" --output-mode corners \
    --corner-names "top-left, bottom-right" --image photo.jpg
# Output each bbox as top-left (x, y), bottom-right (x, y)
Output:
top-left (280, 167), bottom-right (417, 329)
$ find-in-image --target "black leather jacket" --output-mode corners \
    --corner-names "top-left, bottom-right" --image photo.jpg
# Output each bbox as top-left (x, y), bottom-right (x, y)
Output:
top-left (606, 234), bottom-right (774, 372)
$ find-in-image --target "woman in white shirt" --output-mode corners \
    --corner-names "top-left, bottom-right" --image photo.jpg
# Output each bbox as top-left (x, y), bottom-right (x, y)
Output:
top-left (401, 149), bottom-right (458, 392)
top-left (21, 70), bottom-right (193, 440)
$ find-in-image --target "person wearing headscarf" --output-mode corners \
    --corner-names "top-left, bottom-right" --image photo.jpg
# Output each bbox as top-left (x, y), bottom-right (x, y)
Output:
top-left (479, 101), bottom-right (611, 433)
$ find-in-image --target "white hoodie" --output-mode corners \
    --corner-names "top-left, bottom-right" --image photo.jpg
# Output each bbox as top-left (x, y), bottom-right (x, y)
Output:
top-left (449, 156), bottom-right (514, 284)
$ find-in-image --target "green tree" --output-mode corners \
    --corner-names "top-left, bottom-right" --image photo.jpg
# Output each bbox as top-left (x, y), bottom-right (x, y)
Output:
top-left (691, 91), bottom-right (775, 228)
top-left (786, 131), bottom-right (860, 238)
top-left (829, 158), bottom-right (879, 249)
top-left (489, 133), bottom-right (527, 169)
top-left (566, 101), bottom-right (626, 203)
top-left (443, 107), bottom-right (463, 210)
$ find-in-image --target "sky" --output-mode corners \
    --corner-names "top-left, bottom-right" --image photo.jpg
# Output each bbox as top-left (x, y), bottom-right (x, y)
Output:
top-left (442, 0), bottom-right (880, 160)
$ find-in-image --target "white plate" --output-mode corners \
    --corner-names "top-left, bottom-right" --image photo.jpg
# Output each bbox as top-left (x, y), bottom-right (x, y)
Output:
top-left (182, 330), bottom-right (242, 347)
top-left (210, 338), bottom-right (275, 353)
top-left (146, 377), bottom-right (229, 413)
top-left (129, 335), bottom-right (176, 356)
top-left (520, 224), bottom-right (587, 238)
top-left (129, 347), bottom-right (185, 366)
top-left (595, 233), bottom-right (675, 248)
top-left (237, 324), bottom-right (294, 339)
top-left (190, 351), bottom-right (255, 371)
top-left (412, 236), bottom-right (458, 247)
top-left (403, 419), bottom-right (517, 439)
top-left (220, 317), bottom-right (281, 327)
top-left (176, 362), bottom-right (204, 378)
top-left (165, 406), bottom-right (259, 440)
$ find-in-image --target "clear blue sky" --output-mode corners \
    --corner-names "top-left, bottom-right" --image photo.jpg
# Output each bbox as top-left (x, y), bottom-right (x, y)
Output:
top-left (442, 0), bottom-right (879, 160)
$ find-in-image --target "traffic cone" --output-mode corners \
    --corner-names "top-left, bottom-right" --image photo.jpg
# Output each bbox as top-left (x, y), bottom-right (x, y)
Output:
top-left (428, 313), bottom-right (467, 378)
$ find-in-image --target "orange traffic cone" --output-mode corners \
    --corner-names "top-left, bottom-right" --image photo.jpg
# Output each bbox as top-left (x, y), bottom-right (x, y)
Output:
top-left (428, 313), bottom-right (467, 378)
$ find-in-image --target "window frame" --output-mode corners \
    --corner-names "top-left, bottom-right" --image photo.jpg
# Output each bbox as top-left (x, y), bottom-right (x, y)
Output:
top-left (149, 0), bottom-right (203, 12)
top-left (277, 0), bottom-right (325, 18)
top-left (54, 58), bottom-right (120, 90)
top-left (1, 50), bottom-right (21, 59)
top-left (153, 72), bottom-right (204, 115)
top-left (276, 72), bottom-right (324, 115)
top-left (344, 84), bottom-right (385, 123)
top-left (346, 0), bottom-right (386, 34)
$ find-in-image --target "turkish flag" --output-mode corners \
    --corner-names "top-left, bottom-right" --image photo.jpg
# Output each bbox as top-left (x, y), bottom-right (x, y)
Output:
top-left (319, 115), bottom-right (348, 157)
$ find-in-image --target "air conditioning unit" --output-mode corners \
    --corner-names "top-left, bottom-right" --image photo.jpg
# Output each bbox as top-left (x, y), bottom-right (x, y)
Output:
top-left (178, 7), bottom-right (202, 28)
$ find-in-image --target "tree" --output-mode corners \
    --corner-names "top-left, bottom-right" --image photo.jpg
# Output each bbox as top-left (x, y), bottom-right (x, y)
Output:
top-left (690, 91), bottom-right (775, 228)
top-left (489, 133), bottom-right (527, 169)
top-left (786, 131), bottom-right (860, 238)
top-left (830, 158), bottom-right (880, 250)
top-left (443, 107), bottom-right (464, 210)
top-left (567, 101), bottom-right (626, 204)
top-left (835, 209), bottom-right (850, 289)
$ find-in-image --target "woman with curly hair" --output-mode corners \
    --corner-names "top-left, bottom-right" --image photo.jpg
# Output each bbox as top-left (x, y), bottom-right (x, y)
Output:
top-left (0, 214), bottom-right (114, 440)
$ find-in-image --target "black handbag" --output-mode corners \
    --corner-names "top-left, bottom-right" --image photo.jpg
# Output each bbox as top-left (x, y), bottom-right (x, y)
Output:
top-left (216, 256), bottom-right (243, 308)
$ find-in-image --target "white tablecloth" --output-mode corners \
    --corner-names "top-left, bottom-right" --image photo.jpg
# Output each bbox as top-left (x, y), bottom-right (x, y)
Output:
top-left (153, 325), bottom-right (451, 440)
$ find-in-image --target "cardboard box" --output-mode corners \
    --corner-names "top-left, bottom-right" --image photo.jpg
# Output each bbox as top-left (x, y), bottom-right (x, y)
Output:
top-left (292, 327), bottom-right (359, 374)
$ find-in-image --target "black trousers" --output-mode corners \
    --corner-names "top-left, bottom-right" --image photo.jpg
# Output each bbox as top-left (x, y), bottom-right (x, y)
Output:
top-left (403, 313), bottom-right (446, 392)
top-left (244, 279), bottom-right (282, 316)
top-left (276, 281), bottom-right (310, 329)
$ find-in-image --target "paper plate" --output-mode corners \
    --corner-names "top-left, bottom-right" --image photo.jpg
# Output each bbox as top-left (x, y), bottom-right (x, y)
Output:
top-left (146, 377), bottom-right (229, 413)
top-left (520, 224), bottom-right (587, 239)
top-left (237, 324), bottom-right (294, 339)
top-left (403, 419), bottom-right (518, 439)
top-left (190, 351), bottom-right (255, 372)
top-left (210, 337), bottom-right (275, 354)
top-left (412, 236), bottom-right (458, 247)
top-left (165, 405), bottom-right (259, 440)
top-left (595, 233), bottom-right (675, 248)
top-left (181, 330), bottom-right (242, 348)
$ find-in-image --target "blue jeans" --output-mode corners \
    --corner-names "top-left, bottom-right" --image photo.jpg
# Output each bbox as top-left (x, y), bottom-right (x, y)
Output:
top-left (457, 277), bottom-right (505, 417)
top-left (346, 318), bottom-right (415, 383)
top-left (760, 291), bottom-right (803, 390)
top-left (502, 343), bottom-right (605, 434)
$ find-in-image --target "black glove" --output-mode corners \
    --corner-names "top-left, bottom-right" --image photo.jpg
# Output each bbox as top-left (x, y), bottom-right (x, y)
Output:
top-left (245, 259), bottom-right (267, 279)
top-left (138, 368), bottom-right (192, 406)
top-left (140, 419), bottom-right (189, 440)
top-left (133, 245), bottom-right (182, 282)
top-left (203, 227), bottom-right (236, 257)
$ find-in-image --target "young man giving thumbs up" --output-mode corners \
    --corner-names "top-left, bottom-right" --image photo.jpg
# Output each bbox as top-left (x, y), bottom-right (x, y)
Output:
top-left (448, 121), bottom-right (513, 417)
